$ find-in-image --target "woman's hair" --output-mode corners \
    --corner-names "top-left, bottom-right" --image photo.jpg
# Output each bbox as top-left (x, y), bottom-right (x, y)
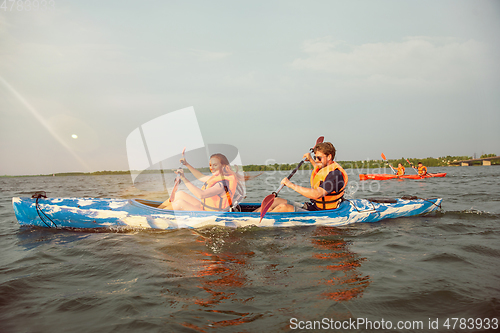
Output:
top-left (210, 153), bottom-right (251, 181)
top-left (210, 153), bottom-right (231, 167)
top-left (314, 142), bottom-right (336, 160)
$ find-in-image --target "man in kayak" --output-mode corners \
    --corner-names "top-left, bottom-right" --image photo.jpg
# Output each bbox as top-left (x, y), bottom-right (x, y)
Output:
top-left (258, 142), bottom-right (348, 212)
top-left (396, 163), bottom-right (405, 176)
top-left (416, 162), bottom-right (427, 176)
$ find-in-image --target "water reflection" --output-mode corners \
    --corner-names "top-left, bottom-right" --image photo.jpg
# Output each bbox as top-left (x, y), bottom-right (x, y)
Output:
top-left (312, 227), bottom-right (371, 303)
top-left (15, 227), bottom-right (92, 250)
top-left (169, 226), bottom-right (371, 331)
top-left (194, 252), bottom-right (250, 308)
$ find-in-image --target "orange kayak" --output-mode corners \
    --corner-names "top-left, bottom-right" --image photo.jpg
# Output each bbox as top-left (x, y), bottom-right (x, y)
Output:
top-left (359, 172), bottom-right (447, 181)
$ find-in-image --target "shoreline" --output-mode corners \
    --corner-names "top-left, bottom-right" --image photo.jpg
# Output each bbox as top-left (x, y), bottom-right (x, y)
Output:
top-left (2, 157), bottom-right (498, 178)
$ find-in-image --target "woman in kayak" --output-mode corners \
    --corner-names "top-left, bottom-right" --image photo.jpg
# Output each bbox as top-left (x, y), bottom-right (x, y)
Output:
top-left (158, 153), bottom-right (242, 211)
top-left (396, 163), bottom-right (405, 176)
top-left (387, 161), bottom-right (405, 176)
top-left (256, 142), bottom-right (348, 212)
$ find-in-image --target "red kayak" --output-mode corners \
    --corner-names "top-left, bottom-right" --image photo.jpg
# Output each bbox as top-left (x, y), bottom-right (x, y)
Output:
top-left (359, 173), bottom-right (447, 181)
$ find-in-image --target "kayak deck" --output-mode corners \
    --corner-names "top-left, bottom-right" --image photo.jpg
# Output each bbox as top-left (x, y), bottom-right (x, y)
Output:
top-left (12, 196), bottom-right (443, 230)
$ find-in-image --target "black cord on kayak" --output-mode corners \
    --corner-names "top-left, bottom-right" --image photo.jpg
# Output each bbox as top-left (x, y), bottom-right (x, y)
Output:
top-left (400, 195), bottom-right (441, 209)
top-left (422, 197), bottom-right (442, 209)
top-left (32, 192), bottom-right (58, 228)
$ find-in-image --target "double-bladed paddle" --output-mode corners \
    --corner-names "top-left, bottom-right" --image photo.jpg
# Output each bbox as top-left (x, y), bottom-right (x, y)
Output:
top-left (259, 136), bottom-right (324, 222)
top-left (169, 147), bottom-right (186, 202)
top-left (381, 153), bottom-right (396, 174)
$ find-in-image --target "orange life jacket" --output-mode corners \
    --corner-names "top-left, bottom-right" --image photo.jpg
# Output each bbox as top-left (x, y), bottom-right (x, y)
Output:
top-left (201, 174), bottom-right (237, 211)
top-left (310, 162), bottom-right (348, 210)
top-left (418, 165), bottom-right (427, 176)
top-left (397, 166), bottom-right (405, 176)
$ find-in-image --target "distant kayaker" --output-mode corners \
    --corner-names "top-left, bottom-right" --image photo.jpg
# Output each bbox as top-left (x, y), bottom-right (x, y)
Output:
top-left (158, 153), bottom-right (241, 211)
top-left (256, 142), bottom-right (348, 212)
top-left (396, 163), bottom-right (405, 176)
top-left (416, 162), bottom-right (427, 176)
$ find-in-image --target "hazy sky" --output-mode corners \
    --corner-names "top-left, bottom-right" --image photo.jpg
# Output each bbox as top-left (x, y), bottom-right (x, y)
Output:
top-left (1, 0), bottom-right (499, 175)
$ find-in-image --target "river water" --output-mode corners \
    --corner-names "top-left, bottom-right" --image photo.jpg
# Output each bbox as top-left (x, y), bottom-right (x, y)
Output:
top-left (1, 166), bottom-right (499, 332)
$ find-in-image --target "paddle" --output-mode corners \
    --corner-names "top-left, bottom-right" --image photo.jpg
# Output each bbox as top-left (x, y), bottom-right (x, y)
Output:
top-left (381, 153), bottom-right (396, 174)
top-left (259, 136), bottom-right (324, 222)
top-left (219, 172), bottom-right (234, 212)
top-left (169, 147), bottom-right (186, 202)
top-left (405, 158), bottom-right (419, 175)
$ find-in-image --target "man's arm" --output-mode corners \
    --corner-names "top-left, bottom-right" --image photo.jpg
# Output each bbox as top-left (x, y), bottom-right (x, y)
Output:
top-left (281, 169), bottom-right (345, 200)
top-left (281, 178), bottom-right (327, 200)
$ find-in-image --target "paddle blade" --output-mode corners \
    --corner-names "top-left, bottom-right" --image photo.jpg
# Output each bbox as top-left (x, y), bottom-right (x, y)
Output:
top-left (259, 194), bottom-right (275, 223)
top-left (316, 136), bottom-right (324, 144)
top-left (381, 153), bottom-right (387, 161)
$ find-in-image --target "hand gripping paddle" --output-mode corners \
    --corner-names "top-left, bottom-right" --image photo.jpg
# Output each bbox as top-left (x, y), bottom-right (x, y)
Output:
top-left (169, 147), bottom-right (186, 202)
top-left (381, 153), bottom-right (396, 174)
top-left (259, 136), bottom-right (324, 222)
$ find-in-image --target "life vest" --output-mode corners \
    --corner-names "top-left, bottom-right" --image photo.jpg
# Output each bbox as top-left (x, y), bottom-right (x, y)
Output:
top-left (397, 166), bottom-right (405, 176)
top-left (200, 174), bottom-right (237, 211)
top-left (309, 162), bottom-right (348, 210)
top-left (418, 165), bottom-right (427, 176)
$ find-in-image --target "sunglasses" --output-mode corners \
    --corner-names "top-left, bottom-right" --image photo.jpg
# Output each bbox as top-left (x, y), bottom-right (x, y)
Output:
top-left (315, 155), bottom-right (324, 161)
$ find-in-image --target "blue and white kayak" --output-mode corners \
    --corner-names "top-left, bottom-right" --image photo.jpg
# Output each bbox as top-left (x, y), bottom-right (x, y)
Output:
top-left (12, 195), bottom-right (442, 230)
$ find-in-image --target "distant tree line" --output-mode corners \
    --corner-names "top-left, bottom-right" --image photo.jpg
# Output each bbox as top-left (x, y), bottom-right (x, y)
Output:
top-left (3, 154), bottom-right (498, 177)
top-left (243, 163), bottom-right (313, 172)
top-left (243, 154), bottom-right (499, 171)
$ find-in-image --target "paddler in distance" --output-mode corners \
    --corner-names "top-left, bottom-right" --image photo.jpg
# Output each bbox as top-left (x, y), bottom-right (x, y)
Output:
top-left (415, 161), bottom-right (427, 176)
top-left (256, 142), bottom-right (348, 212)
top-left (386, 161), bottom-right (405, 176)
top-left (396, 163), bottom-right (405, 176)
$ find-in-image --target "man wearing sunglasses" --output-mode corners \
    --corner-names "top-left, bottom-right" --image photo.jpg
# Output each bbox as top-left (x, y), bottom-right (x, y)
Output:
top-left (266, 142), bottom-right (348, 212)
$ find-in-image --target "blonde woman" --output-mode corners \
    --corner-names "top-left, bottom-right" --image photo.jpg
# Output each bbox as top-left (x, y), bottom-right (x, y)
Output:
top-left (159, 153), bottom-right (242, 211)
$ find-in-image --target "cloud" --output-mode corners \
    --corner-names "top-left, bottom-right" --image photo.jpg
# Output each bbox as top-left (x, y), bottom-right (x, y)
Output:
top-left (291, 36), bottom-right (490, 86)
top-left (0, 12), bottom-right (134, 96)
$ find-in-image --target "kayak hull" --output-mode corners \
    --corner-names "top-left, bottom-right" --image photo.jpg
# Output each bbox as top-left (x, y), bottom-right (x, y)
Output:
top-left (12, 196), bottom-right (442, 230)
top-left (359, 172), bottom-right (447, 181)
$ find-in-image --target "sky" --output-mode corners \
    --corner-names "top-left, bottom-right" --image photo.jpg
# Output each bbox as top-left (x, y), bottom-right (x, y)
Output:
top-left (1, 0), bottom-right (499, 176)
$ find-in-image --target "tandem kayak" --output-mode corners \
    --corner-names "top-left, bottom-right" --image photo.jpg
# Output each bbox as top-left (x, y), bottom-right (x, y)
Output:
top-left (12, 194), bottom-right (442, 230)
top-left (359, 172), bottom-right (447, 181)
